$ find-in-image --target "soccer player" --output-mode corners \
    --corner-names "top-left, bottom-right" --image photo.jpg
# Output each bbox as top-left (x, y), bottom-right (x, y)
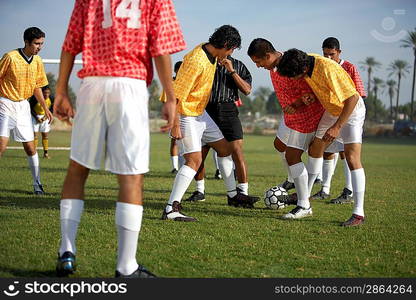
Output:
top-left (53, 0), bottom-right (186, 277)
top-left (185, 54), bottom-right (252, 202)
top-left (277, 49), bottom-right (366, 226)
top-left (247, 38), bottom-right (325, 211)
top-left (311, 37), bottom-right (367, 204)
top-left (30, 85), bottom-right (53, 159)
top-left (162, 25), bottom-right (260, 222)
top-left (0, 27), bottom-right (52, 195)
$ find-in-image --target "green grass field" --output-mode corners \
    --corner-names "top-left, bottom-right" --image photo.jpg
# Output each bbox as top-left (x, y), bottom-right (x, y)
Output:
top-left (1, 131), bottom-right (415, 278)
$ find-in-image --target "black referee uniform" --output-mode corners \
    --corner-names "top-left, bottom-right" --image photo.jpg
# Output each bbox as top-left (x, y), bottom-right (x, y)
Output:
top-left (206, 56), bottom-right (252, 142)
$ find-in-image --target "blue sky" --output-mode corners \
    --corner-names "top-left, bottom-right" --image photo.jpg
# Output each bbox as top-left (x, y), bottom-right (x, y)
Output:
top-left (0, 0), bottom-right (415, 107)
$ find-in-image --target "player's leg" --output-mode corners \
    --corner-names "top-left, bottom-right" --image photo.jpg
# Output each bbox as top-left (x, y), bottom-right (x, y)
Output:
top-left (41, 132), bottom-right (49, 158)
top-left (311, 150), bottom-right (335, 200)
top-left (230, 139), bottom-right (249, 194)
top-left (0, 136), bottom-right (9, 156)
top-left (212, 149), bottom-right (222, 179)
top-left (330, 148), bottom-right (353, 204)
top-left (185, 145), bottom-right (209, 202)
top-left (170, 138), bottom-right (179, 173)
top-left (275, 119), bottom-right (295, 190)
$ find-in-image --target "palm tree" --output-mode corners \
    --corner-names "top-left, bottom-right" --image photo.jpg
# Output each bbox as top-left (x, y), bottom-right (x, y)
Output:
top-left (360, 57), bottom-right (381, 98)
top-left (401, 28), bottom-right (416, 121)
top-left (386, 79), bottom-right (396, 121)
top-left (388, 60), bottom-right (411, 121)
top-left (372, 77), bottom-right (385, 121)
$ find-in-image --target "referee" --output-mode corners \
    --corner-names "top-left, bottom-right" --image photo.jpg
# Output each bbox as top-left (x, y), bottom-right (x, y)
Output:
top-left (186, 55), bottom-right (253, 202)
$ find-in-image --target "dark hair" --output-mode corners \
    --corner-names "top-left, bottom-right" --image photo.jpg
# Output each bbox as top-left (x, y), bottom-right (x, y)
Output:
top-left (42, 85), bottom-right (50, 91)
top-left (24, 27), bottom-right (45, 43)
top-left (209, 25), bottom-right (241, 50)
top-left (277, 48), bottom-right (309, 78)
top-left (247, 38), bottom-right (276, 58)
top-left (174, 61), bottom-right (182, 73)
top-left (322, 37), bottom-right (340, 50)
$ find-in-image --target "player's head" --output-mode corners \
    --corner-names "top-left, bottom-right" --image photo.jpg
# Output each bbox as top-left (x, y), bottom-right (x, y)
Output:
top-left (174, 61), bottom-right (182, 74)
top-left (322, 37), bottom-right (341, 62)
top-left (209, 25), bottom-right (241, 59)
top-left (277, 48), bottom-right (309, 79)
top-left (42, 85), bottom-right (51, 99)
top-left (23, 27), bottom-right (45, 56)
top-left (247, 38), bottom-right (281, 70)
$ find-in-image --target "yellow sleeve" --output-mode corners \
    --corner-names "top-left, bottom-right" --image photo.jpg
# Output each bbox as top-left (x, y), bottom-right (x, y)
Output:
top-left (173, 55), bottom-right (202, 103)
top-left (36, 60), bottom-right (48, 88)
top-left (322, 63), bottom-right (358, 102)
top-left (0, 53), bottom-right (11, 79)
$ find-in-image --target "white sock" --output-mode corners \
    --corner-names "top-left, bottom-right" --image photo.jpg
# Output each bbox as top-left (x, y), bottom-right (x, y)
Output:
top-left (333, 152), bottom-right (339, 174)
top-left (27, 153), bottom-right (41, 185)
top-left (289, 162), bottom-right (310, 209)
top-left (171, 156), bottom-right (179, 170)
top-left (196, 179), bottom-right (205, 193)
top-left (115, 202), bottom-right (143, 276)
top-left (237, 182), bottom-right (248, 195)
top-left (343, 159), bottom-right (353, 192)
top-left (218, 155), bottom-right (237, 198)
top-left (279, 151), bottom-right (293, 183)
top-left (307, 156), bottom-right (323, 195)
top-left (59, 199), bottom-right (84, 256)
top-left (351, 168), bottom-right (365, 217)
top-left (212, 150), bottom-right (220, 169)
top-left (322, 159), bottom-right (334, 194)
top-left (167, 165), bottom-right (196, 210)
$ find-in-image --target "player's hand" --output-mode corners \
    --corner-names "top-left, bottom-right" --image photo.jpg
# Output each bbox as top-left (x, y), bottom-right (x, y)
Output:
top-left (219, 58), bottom-right (234, 73)
top-left (44, 108), bottom-right (54, 124)
top-left (170, 123), bottom-right (182, 140)
top-left (283, 104), bottom-right (296, 114)
top-left (53, 92), bottom-right (74, 123)
top-left (160, 100), bottom-right (177, 132)
top-left (301, 93), bottom-right (316, 105)
top-left (37, 117), bottom-right (43, 123)
top-left (323, 125), bottom-right (340, 143)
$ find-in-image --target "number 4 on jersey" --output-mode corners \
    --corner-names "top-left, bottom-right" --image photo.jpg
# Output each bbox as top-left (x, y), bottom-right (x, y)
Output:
top-left (102, 0), bottom-right (141, 29)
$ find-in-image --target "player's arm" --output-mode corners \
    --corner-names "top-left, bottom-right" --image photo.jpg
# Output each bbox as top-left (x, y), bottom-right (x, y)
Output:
top-left (33, 88), bottom-right (53, 124)
top-left (220, 58), bottom-right (251, 95)
top-left (154, 54), bottom-right (178, 133)
top-left (54, 50), bottom-right (75, 121)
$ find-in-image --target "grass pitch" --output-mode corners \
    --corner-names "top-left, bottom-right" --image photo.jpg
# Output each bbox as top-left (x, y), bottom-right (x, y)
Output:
top-left (0, 131), bottom-right (415, 278)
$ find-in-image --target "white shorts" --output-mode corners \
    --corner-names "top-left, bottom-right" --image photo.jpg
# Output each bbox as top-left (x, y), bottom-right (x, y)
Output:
top-left (177, 110), bottom-right (224, 155)
top-left (0, 97), bottom-right (34, 142)
top-left (325, 140), bottom-right (344, 153)
top-left (315, 97), bottom-right (366, 144)
top-left (32, 115), bottom-right (51, 133)
top-left (71, 76), bottom-right (149, 175)
top-left (276, 118), bottom-right (315, 151)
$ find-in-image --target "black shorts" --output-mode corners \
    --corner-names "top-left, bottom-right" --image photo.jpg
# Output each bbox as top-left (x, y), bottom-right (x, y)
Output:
top-left (206, 102), bottom-right (243, 142)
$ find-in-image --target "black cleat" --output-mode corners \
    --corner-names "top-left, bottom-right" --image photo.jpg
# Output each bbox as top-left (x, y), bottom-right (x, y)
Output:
top-left (34, 183), bottom-right (45, 195)
top-left (184, 191), bottom-right (205, 202)
top-left (171, 168), bottom-right (178, 174)
top-left (214, 169), bottom-right (222, 180)
top-left (56, 251), bottom-right (76, 277)
top-left (115, 264), bottom-right (157, 278)
top-left (161, 201), bottom-right (197, 221)
top-left (330, 188), bottom-right (353, 204)
top-left (227, 193), bottom-right (260, 208)
top-left (310, 188), bottom-right (330, 200)
top-left (279, 180), bottom-right (295, 191)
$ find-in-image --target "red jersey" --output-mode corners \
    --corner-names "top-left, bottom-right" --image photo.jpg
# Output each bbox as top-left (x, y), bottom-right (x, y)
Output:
top-left (340, 60), bottom-right (366, 98)
top-left (62, 0), bottom-right (186, 85)
top-left (270, 69), bottom-right (325, 133)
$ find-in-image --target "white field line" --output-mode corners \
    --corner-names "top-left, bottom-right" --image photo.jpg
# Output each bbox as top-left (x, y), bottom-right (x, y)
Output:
top-left (7, 146), bottom-right (70, 150)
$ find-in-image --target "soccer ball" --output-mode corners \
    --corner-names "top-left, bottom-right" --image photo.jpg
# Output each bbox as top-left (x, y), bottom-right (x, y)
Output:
top-left (264, 186), bottom-right (288, 210)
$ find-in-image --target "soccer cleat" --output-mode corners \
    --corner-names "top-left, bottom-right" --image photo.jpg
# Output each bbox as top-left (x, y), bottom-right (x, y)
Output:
top-left (115, 264), bottom-right (157, 278)
top-left (341, 214), bottom-right (365, 227)
top-left (184, 191), bottom-right (205, 202)
top-left (161, 201), bottom-right (197, 221)
top-left (330, 188), bottom-right (353, 204)
top-left (33, 182), bottom-right (45, 195)
top-left (171, 168), bottom-right (178, 174)
top-left (43, 152), bottom-right (50, 159)
top-left (56, 251), bottom-right (76, 277)
top-left (281, 206), bottom-right (312, 219)
top-left (214, 169), bottom-right (222, 180)
top-left (279, 180), bottom-right (295, 191)
top-left (314, 178), bottom-right (322, 185)
top-left (310, 188), bottom-right (330, 200)
top-left (227, 193), bottom-right (260, 208)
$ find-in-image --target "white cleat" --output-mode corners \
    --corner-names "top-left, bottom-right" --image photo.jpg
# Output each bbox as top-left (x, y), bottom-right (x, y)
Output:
top-left (281, 206), bottom-right (312, 219)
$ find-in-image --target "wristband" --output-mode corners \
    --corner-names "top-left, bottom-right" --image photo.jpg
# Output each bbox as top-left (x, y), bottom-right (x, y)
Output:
top-left (229, 71), bottom-right (236, 75)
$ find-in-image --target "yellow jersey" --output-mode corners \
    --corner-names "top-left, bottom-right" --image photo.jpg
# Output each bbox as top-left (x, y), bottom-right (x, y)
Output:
top-left (305, 54), bottom-right (358, 116)
top-left (0, 49), bottom-right (48, 101)
top-left (33, 97), bottom-right (52, 115)
top-left (174, 43), bottom-right (217, 116)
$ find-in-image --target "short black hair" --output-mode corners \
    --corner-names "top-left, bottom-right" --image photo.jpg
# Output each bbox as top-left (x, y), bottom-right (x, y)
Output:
top-left (42, 85), bottom-right (50, 91)
top-left (247, 38), bottom-right (276, 58)
top-left (24, 27), bottom-right (45, 43)
top-left (322, 37), bottom-right (340, 50)
top-left (174, 61), bottom-right (182, 73)
top-left (277, 48), bottom-right (309, 78)
top-left (209, 25), bottom-right (241, 50)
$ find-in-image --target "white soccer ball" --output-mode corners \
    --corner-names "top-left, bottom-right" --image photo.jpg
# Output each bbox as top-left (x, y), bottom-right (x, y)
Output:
top-left (264, 186), bottom-right (288, 210)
